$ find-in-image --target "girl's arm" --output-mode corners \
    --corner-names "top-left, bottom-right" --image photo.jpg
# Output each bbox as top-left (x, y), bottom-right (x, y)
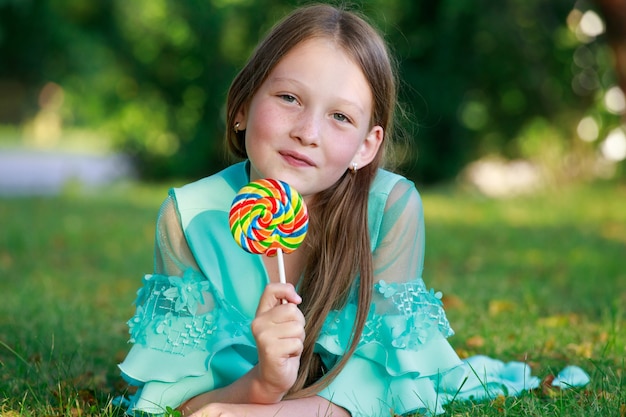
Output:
top-left (180, 283), bottom-right (321, 415)
top-left (185, 395), bottom-right (350, 417)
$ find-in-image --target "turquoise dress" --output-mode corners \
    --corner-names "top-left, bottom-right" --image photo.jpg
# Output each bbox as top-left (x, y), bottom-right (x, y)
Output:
top-left (117, 162), bottom-right (568, 416)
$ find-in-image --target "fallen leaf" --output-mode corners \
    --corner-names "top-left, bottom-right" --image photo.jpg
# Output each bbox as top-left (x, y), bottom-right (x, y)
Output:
top-left (488, 300), bottom-right (516, 316)
top-left (542, 337), bottom-right (556, 352)
top-left (491, 394), bottom-right (506, 413)
top-left (441, 294), bottom-right (465, 310)
top-left (539, 374), bottom-right (560, 398)
top-left (566, 342), bottom-right (593, 358)
top-left (465, 335), bottom-right (485, 349)
top-left (537, 314), bottom-right (580, 327)
top-left (77, 388), bottom-right (97, 405)
top-left (455, 348), bottom-right (470, 359)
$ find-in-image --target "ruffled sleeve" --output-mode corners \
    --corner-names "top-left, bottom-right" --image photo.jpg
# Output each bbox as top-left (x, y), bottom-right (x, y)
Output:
top-left (316, 178), bottom-right (463, 417)
top-left (118, 196), bottom-right (258, 415)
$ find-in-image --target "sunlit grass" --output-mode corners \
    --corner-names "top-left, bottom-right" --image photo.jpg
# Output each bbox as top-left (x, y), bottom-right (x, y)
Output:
top-left (0, 182), bottom-right (169, 416)
top-left (420, 181), bottom-right (626, 416)
top-left (1, 180), bottom-right (625, 416)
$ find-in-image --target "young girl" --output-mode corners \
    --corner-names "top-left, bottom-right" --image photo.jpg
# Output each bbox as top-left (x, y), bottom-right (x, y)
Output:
top-left (117, 4), bottom-right (583, 417)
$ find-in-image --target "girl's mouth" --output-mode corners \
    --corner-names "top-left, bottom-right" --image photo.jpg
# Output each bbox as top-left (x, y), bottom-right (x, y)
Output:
top-left (280, 151), bottom-right (316, 167)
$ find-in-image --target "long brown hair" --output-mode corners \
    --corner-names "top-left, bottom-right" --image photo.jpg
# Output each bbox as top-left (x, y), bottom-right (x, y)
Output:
top-left (225, 3), bottom-right (398, 397)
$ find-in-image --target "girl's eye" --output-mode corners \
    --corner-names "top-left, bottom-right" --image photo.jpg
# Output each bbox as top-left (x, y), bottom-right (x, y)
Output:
top-left (279, 94), bottom-right (297, 103)
top-left (333, 113), bottom-right (350, 123)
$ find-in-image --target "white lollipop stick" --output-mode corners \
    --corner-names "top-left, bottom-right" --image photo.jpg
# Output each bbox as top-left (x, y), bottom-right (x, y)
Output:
top-left (276, 247), bottom-right (286, 284)
top-left (276, 248), bottom-right (287, 304)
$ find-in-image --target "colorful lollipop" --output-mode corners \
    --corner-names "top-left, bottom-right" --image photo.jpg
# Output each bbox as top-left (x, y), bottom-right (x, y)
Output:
top-left (229, 179), bottom-right (309, 284)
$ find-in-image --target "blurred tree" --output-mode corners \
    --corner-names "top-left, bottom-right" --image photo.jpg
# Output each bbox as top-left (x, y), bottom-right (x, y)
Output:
top-left (0, 0), bottom-right (293, 178)
top-left (379, 0), bottom-right (599, 182)
top-left (0, 0), bottom-right (620, 183)
top-left (593, 0), bottom-right (626, 107)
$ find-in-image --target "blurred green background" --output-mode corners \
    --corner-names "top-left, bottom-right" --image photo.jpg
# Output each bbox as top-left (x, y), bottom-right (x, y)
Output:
top-left (1, 0), bottom-right (625, 186)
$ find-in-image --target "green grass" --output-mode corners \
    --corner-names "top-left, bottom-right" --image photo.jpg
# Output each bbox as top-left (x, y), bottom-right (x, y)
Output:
top-left (421, 181), bottom-right (626, 416)
top-left (0, 180), bottom-right (624, 416)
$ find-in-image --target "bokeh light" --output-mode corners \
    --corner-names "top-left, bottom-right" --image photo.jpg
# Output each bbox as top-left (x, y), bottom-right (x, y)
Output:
top-left (604, 86), bottom-right (626, 114)
top-left (601, 128), bottom-right (626, 162)
top-left (578, 10), bottom-right (605, 39)
top-left (577, 116), bottom-right (599, 142)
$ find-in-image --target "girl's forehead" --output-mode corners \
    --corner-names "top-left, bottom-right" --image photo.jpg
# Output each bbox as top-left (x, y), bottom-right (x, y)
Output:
top-left (284, 37), bottom-right (351, 63)
top-left (271, 38), bottom-right (372, 99)
top-left (270, 38), bottom-right (365, 85)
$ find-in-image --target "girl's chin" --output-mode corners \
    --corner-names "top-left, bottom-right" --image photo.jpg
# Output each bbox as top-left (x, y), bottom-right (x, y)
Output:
top-left (252, 167), bottom-right (300, 185)
top-left (274, 177), bottom-right (312, 198)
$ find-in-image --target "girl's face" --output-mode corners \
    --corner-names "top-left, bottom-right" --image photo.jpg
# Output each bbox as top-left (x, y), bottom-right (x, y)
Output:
top-left (237, 37), bottom-right (383, 201)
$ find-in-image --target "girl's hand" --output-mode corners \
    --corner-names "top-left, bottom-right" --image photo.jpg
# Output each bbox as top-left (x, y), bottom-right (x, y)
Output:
top-left (251, 282), bottom-right (305, 401)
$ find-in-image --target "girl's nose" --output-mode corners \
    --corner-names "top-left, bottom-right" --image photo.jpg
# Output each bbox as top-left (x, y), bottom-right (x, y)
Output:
top-left (291, 111), bottom-right (320, 146)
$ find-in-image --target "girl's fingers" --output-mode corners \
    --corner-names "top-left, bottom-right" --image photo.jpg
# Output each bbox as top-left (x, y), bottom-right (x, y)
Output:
top-left (252, 317), bottom-right (305, 343)
top-left (252, 304), bottom-right (305, 342)
top-left (252, 287), bottom-right (306, 364)
top-left (255, 283), bottom-right (302, 315)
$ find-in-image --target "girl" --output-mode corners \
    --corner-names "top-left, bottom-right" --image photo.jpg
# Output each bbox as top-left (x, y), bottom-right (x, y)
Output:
top-left (118, 3), bottom-right (573, 417)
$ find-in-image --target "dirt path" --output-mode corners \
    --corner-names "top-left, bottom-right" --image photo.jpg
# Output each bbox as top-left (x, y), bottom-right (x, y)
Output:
top-left (0, 149), bottom-right (133, 196)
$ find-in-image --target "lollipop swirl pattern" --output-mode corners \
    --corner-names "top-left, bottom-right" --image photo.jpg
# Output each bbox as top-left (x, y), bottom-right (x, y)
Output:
top-left (229, 179), bottom-right (308, 257)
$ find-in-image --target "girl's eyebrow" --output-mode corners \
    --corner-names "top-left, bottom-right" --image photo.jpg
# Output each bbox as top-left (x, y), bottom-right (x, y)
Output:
top-left (268, 76), bottom-right (367, 117)
top-left (334, 99), bottom-right (366, 119)
top-left (268, 76), bottom-right (304, 88)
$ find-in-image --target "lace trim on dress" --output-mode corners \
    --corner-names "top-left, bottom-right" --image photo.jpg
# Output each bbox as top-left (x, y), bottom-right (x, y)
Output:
top-left (127, 272), bottom-right (452, 359)
top-left (127, 269), bottom-right (252, 356)
top-left (320, 278), bottom-right (454, 355)
top-left (374, 279), bottom-right (454, 348)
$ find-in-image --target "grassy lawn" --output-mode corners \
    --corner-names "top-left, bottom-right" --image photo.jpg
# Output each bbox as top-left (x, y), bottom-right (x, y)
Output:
top-left (0, 180), bottom-right (624, 416)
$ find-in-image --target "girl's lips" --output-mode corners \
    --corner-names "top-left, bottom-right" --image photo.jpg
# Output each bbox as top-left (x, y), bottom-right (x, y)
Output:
top-left (280, 151), bottom-right (316, 167)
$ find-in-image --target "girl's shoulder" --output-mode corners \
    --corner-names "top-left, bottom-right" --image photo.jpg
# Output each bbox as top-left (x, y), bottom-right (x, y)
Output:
top-left (169, 162), bottom-right (248, 228)
top-left (368, 169), bottom-right (419, 249)
top-left (370, 168), bottom-right (415, 197)
top-left (172, 162), bottom-right (248, 207)
top-left (368, 169), bottom-right (418, 215)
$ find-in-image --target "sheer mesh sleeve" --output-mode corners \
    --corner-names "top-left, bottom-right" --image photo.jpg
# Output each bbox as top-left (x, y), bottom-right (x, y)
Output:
top-left (317, 179), bottom-right (460, 417)
top-left (318, 179), bottom-right (453, 353)
top-left (369, 179), bottom-right (453, 346)
top-left (373, 178), bottom-right (425, 286)
top-left (154, 196), bottom-right (199, 276)
top-left (125, 196), bottom-right (251, 356)
top-left (119, 195), bottom-right (258, 413)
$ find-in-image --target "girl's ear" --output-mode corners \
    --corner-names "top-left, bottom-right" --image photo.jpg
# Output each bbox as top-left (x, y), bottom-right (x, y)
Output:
top-left (353, 125), bottom-right (384, 168)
